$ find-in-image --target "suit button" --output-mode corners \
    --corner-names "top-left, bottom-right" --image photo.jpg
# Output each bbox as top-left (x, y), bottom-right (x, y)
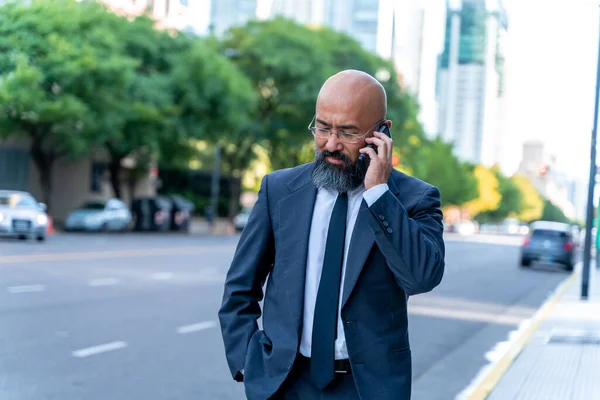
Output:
top-left (379, 214), bottom-right (385, 220)
top-left (383, 221), bottom-right (389, 227)
top-left (387, 227), bottom-right (393, 234)
top-left (345, 319), bottom-right (355, 324)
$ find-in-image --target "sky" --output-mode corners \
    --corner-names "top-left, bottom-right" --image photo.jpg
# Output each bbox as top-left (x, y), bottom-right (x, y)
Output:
top-left (502, 0), bottom-right (599, 180)
top-left (420, 0), bottom-right (600, 181)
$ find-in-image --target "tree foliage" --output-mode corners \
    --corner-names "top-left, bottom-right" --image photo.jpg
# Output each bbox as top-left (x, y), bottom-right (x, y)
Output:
top-left (540, 199), bottom-right (570, 223)
top-left (464, 165), bottom-right (502, 217)
top-left (476, 166), bottom-right (523, 222)
top-left (0, 0), bottom-right (134, 207)
top-left (411, 137), bottom-right (478, 207)
top-left (512, 174), bottom-right (544, 222)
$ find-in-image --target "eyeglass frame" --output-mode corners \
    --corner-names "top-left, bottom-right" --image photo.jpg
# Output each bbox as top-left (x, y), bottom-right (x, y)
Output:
top-left (307, 115), bottom-right (386, 144)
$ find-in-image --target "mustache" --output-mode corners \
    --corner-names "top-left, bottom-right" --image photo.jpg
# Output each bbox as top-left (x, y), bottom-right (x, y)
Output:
top-left (319, 150), bottom-right (352, 166)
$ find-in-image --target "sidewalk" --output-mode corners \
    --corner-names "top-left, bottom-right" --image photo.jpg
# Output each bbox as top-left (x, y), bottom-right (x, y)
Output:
top-left (189, 217), bottom-right (235, 235)
top-left (469, 264), bottom-right (600, 399)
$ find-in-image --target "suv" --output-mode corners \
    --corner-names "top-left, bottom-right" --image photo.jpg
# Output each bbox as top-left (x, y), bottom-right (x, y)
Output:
top-left (520, 221), bottom-right (576, 271)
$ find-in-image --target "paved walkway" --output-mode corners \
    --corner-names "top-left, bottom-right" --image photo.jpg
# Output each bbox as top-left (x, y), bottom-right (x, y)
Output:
top-left (189, 217), bottom-right (234, 235)
top-left (469, 263), bottom-right (600, 399)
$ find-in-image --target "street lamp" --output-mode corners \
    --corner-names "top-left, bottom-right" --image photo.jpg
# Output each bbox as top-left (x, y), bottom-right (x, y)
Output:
top-left (581, 5), bottom-right (600, 299)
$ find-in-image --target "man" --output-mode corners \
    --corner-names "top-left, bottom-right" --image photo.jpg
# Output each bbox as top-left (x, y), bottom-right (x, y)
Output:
top-left (218, 70), bottom-right (445, 400)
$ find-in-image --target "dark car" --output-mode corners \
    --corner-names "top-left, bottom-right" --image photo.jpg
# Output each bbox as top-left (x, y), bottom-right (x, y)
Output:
top-left (521, 221), bottom-right (576, 271)
top-left (131, 196), bottom-right (172, 232)
top-left (165, 195), bottom-right (195, 232)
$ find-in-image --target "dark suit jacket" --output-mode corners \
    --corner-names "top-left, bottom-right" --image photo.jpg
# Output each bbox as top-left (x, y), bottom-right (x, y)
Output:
top-left (218, 162), bottom-right (445, 400)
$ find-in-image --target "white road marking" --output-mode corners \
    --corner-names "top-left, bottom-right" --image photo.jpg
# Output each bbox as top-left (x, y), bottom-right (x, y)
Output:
top-left (89, 277), bottom-right (119, 287)
top-left (72, 341), bottom-right (127, 358)
top-left (152, 272), bottom-right (173, 280)
top-left (7, 284), bottom-right (46, 293)
top-left (176, 321), bottom-right (218, 334)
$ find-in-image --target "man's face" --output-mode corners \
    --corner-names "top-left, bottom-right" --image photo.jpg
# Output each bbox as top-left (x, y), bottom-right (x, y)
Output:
top-left (311, 100), bottom-right (377, 192)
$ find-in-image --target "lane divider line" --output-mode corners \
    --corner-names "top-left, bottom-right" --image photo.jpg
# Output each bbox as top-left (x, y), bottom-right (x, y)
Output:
top-left (152, 272), bottom-right (173, 281)
top-left (176, 321), bottom-right (218, 334)
top-left (7, 284), bottom-right (46, 293)
top-left (89, 278), bottom-right (120, 287)
top-left (0, 245), bottom-right (236, 265)
top-left (72, 341), bottom-right (128, 358)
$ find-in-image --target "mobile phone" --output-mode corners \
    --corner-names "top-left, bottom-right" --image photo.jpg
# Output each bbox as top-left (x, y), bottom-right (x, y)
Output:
top-left (357, 122), bottom-right (392, 179)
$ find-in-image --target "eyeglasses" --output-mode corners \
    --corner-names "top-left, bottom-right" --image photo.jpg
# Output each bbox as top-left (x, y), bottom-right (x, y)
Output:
top-left (308, 115), bottom-right (385, 144)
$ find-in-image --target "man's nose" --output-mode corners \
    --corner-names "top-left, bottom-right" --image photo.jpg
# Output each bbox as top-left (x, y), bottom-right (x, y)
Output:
top-left (324, 133), bottom-right (344, 152)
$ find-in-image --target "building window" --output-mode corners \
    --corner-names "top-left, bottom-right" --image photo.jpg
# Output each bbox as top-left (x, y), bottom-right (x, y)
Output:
top-left (91, 162), bottom-right (105, 193)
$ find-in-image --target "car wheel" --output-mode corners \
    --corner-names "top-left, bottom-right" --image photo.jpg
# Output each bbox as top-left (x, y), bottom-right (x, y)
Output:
top-left (520, 258), bottom-right (531, 267)
top-left (18, 235), bottom-right (27, 241)
top-left (36, 236), bottom-right (45, 242)
top-left (565, 263), bottom-right (574, 271)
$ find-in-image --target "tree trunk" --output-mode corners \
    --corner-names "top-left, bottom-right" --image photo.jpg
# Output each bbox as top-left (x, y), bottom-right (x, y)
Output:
top-left (108, 156), bottom-right (123, 199)
top-left (30, 137), bottom-right (54, 211)
top-left (128, 172), bottom-right (137, 204)
top-left (228, 176), bottom-right (241, 219)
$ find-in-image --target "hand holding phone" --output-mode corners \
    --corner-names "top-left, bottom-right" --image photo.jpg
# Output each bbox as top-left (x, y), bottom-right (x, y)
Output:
top-left (357, 122), bottom-right (392, 180)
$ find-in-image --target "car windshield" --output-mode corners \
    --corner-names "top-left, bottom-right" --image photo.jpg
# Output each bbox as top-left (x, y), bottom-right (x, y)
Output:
top-left (79, 202), bottom-right (106, 210)
top-left (0, 193), bottom-right (37, 208)
top-left (532, 229), bottom-right (568, 238)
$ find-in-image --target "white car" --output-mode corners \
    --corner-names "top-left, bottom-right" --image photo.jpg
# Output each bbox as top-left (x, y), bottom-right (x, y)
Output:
top-left (64, 198), bottom-right (132, 232)
top-left (233, 207), bottom-right (253, 232)
top-left (0, 190), bottom-right (49, 241)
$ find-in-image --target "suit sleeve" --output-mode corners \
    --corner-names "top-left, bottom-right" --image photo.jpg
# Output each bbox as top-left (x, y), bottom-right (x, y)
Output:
top-left (367, 186), bottom-right (445, 296)
top-left (218, 174), bottom-right (275, 381)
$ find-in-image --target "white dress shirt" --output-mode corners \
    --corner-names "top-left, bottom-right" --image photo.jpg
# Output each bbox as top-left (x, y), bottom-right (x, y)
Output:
top-left (299, 183), bottom-right (389, 359)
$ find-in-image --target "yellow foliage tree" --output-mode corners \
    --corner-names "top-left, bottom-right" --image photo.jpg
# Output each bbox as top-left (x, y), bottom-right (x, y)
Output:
top-left (511, 174), bottom-right (544, 222)
top-left (464, 165), bottom-right (502, 217)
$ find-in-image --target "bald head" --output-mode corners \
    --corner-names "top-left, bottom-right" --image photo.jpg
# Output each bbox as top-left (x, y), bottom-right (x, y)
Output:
top-left (316, 70), bottom-right (387, 123)
top-left (311, 70), bottom-right (391, 192)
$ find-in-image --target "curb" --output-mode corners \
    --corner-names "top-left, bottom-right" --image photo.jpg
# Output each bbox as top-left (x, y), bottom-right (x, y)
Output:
top-left (464, 265), bottom-right (580, 400)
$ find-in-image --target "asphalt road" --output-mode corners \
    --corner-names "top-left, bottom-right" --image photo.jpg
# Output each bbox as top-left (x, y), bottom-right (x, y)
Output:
top-left (0, 232), bottom-right (570, 400)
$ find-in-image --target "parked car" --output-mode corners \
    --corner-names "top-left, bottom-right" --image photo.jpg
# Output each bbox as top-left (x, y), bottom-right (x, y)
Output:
top-left (131, 196), bottom-right (172, 231)
top-left (520, 221), bottom-right (576, 271)
top-left (233, 206), bottom-right (253, 232)
top-left (164, 195), bottom-right (195, 232)
top-left (64, 198), bottom-right (132, 232)
top-left (0, 190), bottom-right (48, 241)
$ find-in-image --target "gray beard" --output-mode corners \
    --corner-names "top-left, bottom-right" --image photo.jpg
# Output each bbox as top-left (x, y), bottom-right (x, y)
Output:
top-left (311, 147), bottom-right (363, 193)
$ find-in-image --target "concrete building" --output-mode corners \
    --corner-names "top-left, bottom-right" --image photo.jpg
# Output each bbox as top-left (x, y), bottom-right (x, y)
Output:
top-left (436, 0), bottom-right (508, 166)
top-left (209, 0), bottom-right (259, 36)
top-left (517, 140), bottom-right (577, 220)
top-left (102, 0), bottom-right (194, 31)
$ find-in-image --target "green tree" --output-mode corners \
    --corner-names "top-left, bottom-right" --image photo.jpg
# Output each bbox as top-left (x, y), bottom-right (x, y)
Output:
top-left (0, 0), bottom-right (135, 208)
top-left (512, 174), bottom-right (544, 222)
top-left (218, 18), bottom-right (334, 171)
top-left (412, 137), bottom-right (478, 207)
top-left (218, 18), bottom-right (429, 174)
top-left (464, 165), bottom-right (502, 217)
top-left (477, 166), bottom-right (523, 222)
top-left (99, 14), bottom-right (176, 199)
top-left (540, 199), bottom-right (570, 223)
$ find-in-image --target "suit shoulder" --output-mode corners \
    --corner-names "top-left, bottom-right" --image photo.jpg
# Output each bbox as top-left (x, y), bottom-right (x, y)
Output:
top-left (391, 169), bottom-right (437, 194)
top-left (264, 162), bottom-right (313, 187)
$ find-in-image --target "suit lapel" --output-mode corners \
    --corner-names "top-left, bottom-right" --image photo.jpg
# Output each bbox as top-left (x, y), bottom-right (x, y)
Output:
top-left (341, 175), bottom-right (401, 308)
top-left (341, 199), bottom-right (373, 308)
top-left (279, 165), bottom-right (317, 336)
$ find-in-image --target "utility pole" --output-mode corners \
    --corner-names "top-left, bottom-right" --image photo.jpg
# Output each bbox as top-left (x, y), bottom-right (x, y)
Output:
top-left (581, 5), bottom-right (600, 299)
top-left (209, 143), bottom-right (221, 231)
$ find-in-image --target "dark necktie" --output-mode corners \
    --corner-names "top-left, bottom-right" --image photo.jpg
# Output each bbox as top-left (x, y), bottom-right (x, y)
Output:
top-left (311, 192), bottom-right (348, 389)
